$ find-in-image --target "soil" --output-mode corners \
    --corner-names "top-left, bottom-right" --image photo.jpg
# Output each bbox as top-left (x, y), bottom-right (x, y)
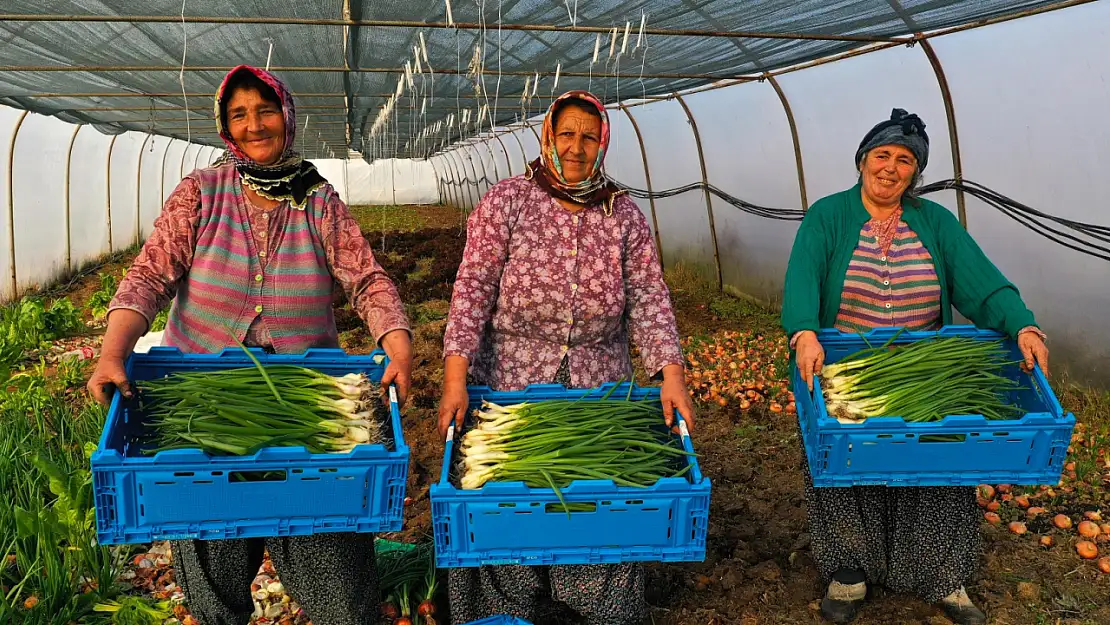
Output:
top-left (36, 206), bottom-right (1110, 625)
top-left (350, 223), bottom-right (1110, 625)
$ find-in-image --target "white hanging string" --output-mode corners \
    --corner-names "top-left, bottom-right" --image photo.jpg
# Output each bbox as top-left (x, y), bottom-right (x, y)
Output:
top-left (264, 38), bottom-right (274, 72)
top-left (179, 0), bottom-right (191, 143)
top-left (636, 12), bottom-right (650, 101)
top-left (590, 33), bottom-right (600, 92)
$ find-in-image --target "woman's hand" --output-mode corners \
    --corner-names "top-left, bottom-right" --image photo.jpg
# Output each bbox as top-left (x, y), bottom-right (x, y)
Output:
top-left (87, 356), bottom-right (133, 406)
top-left (438, 355), bottom-right (470, 439)
top-left (1018, 330), bottom-right (1049, 376)
top-left (438, 380), bottom-right (470, 440)
top-left (379, 329), bottom-right (413, 407)
top-left (795, 330), bottom-right (825, 392)
top-left (87, 308), bottom-right (148, 406)
top-left (661, 364), bottom-right (696, 432)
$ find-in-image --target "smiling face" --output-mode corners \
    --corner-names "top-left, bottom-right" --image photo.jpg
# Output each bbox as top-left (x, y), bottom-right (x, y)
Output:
top-left (860, 144), bottom-right (917, 209)
top-left (553, 103), bottom-right (602, 184)
top-left (225, 86), bottom-right (286, 166)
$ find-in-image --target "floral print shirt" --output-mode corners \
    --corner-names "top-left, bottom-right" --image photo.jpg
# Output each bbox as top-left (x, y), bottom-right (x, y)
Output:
top-left (443, 176), bottom-right (683, 391)
top-left (109, 177), bottom-right (410, 349)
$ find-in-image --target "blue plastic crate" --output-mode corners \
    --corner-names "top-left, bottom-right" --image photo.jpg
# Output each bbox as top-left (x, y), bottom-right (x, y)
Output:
top-left (463, 617), bottom-right (534, 625)
top-left (91, 347), bottom-right (409, 545)
top-left (795, 326), bottom-right (1075, 488)
top-left (431, 382), bottom-right (710, 568)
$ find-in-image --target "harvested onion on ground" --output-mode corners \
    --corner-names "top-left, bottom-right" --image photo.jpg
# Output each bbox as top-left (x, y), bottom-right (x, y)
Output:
top-left (139, 348), bottom-right (382, 455)
top-left (458, 390), bottom-right (693, 513)
top-left (820, 335), bottom-right (1023, 423)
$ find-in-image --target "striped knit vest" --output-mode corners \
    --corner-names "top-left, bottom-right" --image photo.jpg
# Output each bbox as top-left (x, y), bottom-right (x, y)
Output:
top-left (162, 163), bottom-right (338, 354)
top-left (834, 221), bottom-right (943, 333)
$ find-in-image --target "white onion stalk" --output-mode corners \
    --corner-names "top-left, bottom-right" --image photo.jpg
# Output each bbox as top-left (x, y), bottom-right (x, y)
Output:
top-left (140, 357), bottom-right (385, 455)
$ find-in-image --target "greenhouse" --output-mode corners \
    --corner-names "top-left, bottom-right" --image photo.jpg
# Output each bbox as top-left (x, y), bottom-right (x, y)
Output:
top-left (0, 1), bottom-right (1108, 624)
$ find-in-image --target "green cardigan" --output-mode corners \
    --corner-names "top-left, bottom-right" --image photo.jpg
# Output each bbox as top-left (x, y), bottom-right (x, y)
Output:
top-left (781, 184), bottom-right (1038, 339)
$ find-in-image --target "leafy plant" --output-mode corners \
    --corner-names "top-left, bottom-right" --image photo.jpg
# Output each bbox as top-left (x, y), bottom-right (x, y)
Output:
top-left (0, 297), bottom-right (86, 375)
top-left (0, 368), bottom-right (126, 625)
top-left (93, 596), bottom-right (173, 625)
top-left (149, 308), bottom-right (169, 333)
top-left (86, 270), bottom-right (124, 320)
top-left (42, 298), bottom-right (85, 339)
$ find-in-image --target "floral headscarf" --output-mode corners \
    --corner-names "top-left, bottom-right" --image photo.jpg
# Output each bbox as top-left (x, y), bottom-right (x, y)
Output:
top-left (214, 65), bottom-right (325, 209)
top-left (525, 90), bottom-right (624, 213)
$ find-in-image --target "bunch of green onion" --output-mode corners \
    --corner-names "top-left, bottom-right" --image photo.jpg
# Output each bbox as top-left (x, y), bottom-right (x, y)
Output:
top-left (458, 390), bottom-right (693, 510)
top-left (820, 336), bottom-right (1025, 423)
top-left (138, 355), bottom-right (382, 455)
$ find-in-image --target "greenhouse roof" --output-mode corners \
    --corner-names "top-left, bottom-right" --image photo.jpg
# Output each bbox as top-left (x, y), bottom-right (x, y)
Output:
top-left (0, 0), bottom-right (1083, 160)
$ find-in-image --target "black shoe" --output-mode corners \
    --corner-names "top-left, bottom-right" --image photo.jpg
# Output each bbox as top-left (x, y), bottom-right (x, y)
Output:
top-left (941, 602), bottom-right (987, 625)
top-left (939, 587), bottom-right (987, 625)
top-left (820, 596), bottom-right (863, 623)
top-left (821, 569), bottom-right (867, 624)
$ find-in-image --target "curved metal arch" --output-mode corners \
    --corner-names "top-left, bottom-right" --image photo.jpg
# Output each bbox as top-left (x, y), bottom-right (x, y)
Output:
top-left (64, 123), bottom-right (85, 272)
top-left (672, 93), bottom-right (722, 291)
top-left (135, 133), bottom-right (154, 245)
top-left (6, 110), bottom-right (30, 297)
top-left (106, 134), bottom-right (120, 252)
top-left (617, 105), bottom-right (664, 269)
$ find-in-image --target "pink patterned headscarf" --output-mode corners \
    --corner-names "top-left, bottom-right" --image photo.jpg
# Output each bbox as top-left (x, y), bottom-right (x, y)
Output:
top-left (526, 90), bottom-right (624, 211)
top-left (212, 65), bottom-right (325, 209)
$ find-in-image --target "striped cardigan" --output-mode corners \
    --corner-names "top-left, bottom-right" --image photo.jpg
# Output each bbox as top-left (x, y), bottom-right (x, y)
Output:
top-left (162, 163), bottom-right (337, 354)
top-left (834, 221), bottom-right (942, 333)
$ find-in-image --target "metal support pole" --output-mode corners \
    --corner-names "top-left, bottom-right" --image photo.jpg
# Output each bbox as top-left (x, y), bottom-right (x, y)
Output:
top-left (179, 142), bottom-right (190, 180)
top-left (452, 149), bottom-right (475, 210)
top-left (447, 150), bottom-right (473, 210)
top-left (0, 14), bottom-right (907, 44)
top-left (482, 140), bottom-right (501, 184)
top-left (618, 105), bottom-right (665, 269)
top-left (136, 133), bottom-right (153, 245)
top-left (442, 152), bottom-right (463, 209)
top-left (6, 110), bottom-right (29, 298)
top-left (160, 138), bottom-right (176, 202)
top-left (437, 156), bottom-right (457, 209)
top-left (919, 39), bottom-right (967, 228)
top-left (64, 124), bottom-right (84, 273)
top-left (192, 143), bottom-right (203, 171)
top-left (508, 128), bottom-right (530, 170)
top-left (448, 153), bottom-right (467, 210)
top-left (106, 134), bottom-right (119, 252)
top-left (765, 75), bottom-right (809, 211)
top-left (672, 93), bottom-right (723, 291)
top-left (470, 144), bottom-right (492, 196)
top-left (459, 148), bottom-right (479, 209)
top-left (492, 134), bottom-right (514, 177)
top-left (463, 148), bottom-right (485, 206)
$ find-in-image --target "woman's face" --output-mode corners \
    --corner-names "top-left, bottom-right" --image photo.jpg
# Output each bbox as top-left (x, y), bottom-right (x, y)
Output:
top-left (554, 105), bottom-right (602, 184)
top-left (860, 144), bottom-right (917, 207)
top-left (226, 86), bottom-right (286, 166)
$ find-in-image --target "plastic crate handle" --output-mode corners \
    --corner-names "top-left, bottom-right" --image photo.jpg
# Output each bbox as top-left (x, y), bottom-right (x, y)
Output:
top-left (674, 410), bottom-right (703, 484)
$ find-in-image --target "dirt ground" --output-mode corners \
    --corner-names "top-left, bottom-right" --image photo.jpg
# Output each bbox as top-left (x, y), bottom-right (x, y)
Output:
top-left (51, 203), bottom-right (1110, 625)
top-left (347, 205), bottom-right (1110, 625)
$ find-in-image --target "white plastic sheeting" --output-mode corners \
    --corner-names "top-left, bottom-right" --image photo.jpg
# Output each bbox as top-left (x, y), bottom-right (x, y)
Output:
top-left (0, 105), bottom-right (217, 302)
top-left (433, 3), bottom-right (1110, 386)
top-left (314, 158), bottom-right (440, 206)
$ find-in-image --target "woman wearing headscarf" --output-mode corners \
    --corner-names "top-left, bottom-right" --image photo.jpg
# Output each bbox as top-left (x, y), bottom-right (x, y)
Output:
top-left (86, 65), bottom-right (413, 625)
top-left (782, 108), bottom-right (1049, 625)
top-left (437, 90), bottom-right (697, 624)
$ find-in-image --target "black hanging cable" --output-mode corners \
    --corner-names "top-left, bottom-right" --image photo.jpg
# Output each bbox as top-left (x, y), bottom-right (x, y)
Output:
top-left (920, 180), bottom-right (1110, 262)
top-left (606, 174), bottom-right (1109, 262)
